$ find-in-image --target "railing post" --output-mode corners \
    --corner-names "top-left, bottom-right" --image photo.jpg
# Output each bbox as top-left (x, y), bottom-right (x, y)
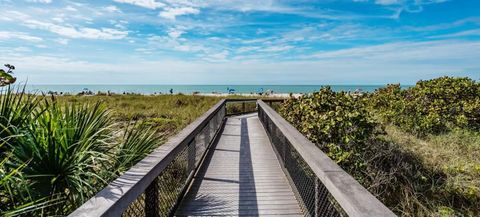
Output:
top-left (242, 102), bottom-right (246, 113)
top-left (314, 178), bottom-right (320, 217)
top-left (282, 132), bottom-right (287, 167)
top-left (145, 177), bottom-right (160, 217)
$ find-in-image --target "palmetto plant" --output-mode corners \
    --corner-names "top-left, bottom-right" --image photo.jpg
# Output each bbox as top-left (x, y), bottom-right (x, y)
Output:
top-left (1, 86), bottom-right (161, 215)
top-left (9, 100), bottom-right (113, 213)
top-left (0, 86), bottom-right (45, 215)
top-left (114, 122), bottom-right (162, 174)
top-left (0, 86), bottom-right (42, 153)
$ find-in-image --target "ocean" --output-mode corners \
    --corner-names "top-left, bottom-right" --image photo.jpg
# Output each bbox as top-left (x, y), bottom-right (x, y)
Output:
top-left (24, 85), bottom-right (409, 94)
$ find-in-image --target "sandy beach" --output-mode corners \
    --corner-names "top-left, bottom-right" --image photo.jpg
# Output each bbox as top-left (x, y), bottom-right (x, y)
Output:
top-left (196, 92), bottom-right (303, 98)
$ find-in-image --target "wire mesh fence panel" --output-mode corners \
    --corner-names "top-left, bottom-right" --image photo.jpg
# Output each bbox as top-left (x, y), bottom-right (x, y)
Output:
top-left (121, 145), bottom-right (189, 217)
top-left (122, 193), bottom-right (146, 217)
top-left (285, 142), bottom-right (316, 216)
top-left (258, 105), bottom-right (346, 217)
top-left (315, 178), bottom-right (345, 217)
top-left (121, 103), bottom-right (227, 217)
top-left (194, 124), bottom-right (208, 166)
top-left (226, 101), bottom-right (257, 115)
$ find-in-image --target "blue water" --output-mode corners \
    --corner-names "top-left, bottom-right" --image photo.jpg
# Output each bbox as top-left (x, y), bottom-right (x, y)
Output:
top-left (24, 85), bottom-right (410, 94)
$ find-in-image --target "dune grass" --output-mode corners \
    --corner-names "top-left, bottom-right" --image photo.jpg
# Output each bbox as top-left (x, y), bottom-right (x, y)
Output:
top-left (56, 94), bottom-right (220, 137)
top-left (383, 125), bottom-right (480, 216)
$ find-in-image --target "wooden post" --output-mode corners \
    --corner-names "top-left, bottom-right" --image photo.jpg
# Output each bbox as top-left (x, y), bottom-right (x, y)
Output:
top-left (283, 135), bottom-right (287, 167)
top-left (242, 102), bottom-right (246, 113)
top-left (315, 178), bottom-right (320, 217)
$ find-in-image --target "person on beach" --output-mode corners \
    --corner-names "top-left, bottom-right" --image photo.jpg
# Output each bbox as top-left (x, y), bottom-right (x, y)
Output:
top-left (169, 88), bottom-right (173, 94)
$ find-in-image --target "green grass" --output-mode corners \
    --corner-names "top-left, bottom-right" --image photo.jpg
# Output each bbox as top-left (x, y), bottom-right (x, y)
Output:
top-left (383, 125), bottom-right (480, 216)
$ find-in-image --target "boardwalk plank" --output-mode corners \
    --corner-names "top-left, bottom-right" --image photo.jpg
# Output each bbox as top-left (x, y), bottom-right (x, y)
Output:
top-left (175, 113), bottom-right (303, 216)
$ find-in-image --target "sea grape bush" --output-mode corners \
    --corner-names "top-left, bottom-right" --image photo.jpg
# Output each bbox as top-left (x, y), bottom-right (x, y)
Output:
top-left (369, 77), bottom-right (480, 135)
top-left (280, 87), bottom-right (378, 166)
top-left (279, 82), bottom-right (480, 215)
top-left (279, 87), bottom-right (426, 214)
top-left (367, 83), bottom-right (403, 122)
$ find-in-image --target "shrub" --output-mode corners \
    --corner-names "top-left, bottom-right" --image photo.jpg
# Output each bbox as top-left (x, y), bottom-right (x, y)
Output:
top-left (369, 77), bottom-right (480, 135)
top-left (280, 87), bottom-right (377, 167)
top-left (279, 85), bottom-right (480, 216)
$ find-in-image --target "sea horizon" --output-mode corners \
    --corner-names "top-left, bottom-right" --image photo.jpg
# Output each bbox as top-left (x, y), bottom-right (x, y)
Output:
top-left (23, 84), bottom-right (413, 94)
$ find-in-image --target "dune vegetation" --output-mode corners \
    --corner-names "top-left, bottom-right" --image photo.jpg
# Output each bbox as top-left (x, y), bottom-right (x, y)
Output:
top-left (0, 88), bottom-right (218, 216)
top-left (280, 76), bottom-right (480, 216)
top-left (1, 76), bottom-right (478, 216)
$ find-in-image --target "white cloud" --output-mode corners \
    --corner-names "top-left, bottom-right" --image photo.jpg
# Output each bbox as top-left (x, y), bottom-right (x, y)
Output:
top-left (374, 0), bottom-right (449, 17)
top-left (12, 47), bottom-right (32, 52)
top-left (0, 31), bottom-right (43, 42)
top-left (203, 50), bottom-right (229, 61)
top-left (148, 35), bottom-right (208, 52)
top-left (159, 7), bottom-right (199, 20)
top-left (23, 20), bottom-right (128, 39)
top-left (375, 0), bottom-right (400, 5)
top-left (52, 17), bottom-right (64, 22)
top-left (103, 5), bottom-right (121, 13)
top-left (259, 45), bottom-right (294, 52)
top-left (4, 39), bottom-right (477, 85)
top-left (55, 38), bottom-right (69, 45)
top-left (236, 46), bottom-right (260, 53)
top-left (65, 6), bottom-right (77, 12)
top-left (304, 40), bottom-right (480, 62)
top-left (429, 29), bottom-right (480, 39)
top-left (167, 29), bottom-right (184, 38)
top-left (25, 0), bottom-right (52, 3)
top-left (113, 0), bottom-right (164, 9)
top-left (374, 0), bottom-right (447, 5)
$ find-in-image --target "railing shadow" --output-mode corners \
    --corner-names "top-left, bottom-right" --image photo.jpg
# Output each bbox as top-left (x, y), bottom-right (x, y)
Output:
top-left (174, 121), bottom-right (231, 215)
top-left (175, 194), bottom-right (232, 215)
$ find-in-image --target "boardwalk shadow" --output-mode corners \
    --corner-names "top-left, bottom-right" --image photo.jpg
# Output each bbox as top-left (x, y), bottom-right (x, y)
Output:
top-left (239, 116), bottom-right (259, 216)
top-left (176, 114), bottom-right (262, 216)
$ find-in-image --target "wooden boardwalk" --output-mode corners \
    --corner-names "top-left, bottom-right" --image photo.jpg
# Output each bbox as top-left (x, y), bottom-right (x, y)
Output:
top-left (176, 113), bottom-right (303, 216)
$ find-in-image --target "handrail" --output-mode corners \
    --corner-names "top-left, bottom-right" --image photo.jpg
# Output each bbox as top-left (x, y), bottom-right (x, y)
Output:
top-left (69, 99), bottom-right (227, 217)
top-left (225, 98), bottom-right (258, 116)
top-left (257, 100), bottom-right (396, 217)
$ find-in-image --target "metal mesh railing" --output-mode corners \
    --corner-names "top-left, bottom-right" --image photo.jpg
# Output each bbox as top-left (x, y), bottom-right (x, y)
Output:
top-left (69, 100), bottom-right (227, 217)
top-left (258, 107), bottom-right (344, 217)
top-left (122, 145), bottom-right (189, 216)
top-left (225, 99), bottom-right (257, 116)
top-left (121, 106), bottom-right (225, 217)
top-left (258, 100), bottom-right (395, 217)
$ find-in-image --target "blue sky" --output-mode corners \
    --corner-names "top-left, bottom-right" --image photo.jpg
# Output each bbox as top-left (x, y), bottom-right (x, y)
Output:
top-left (0, 0), bottom-right (479, 84)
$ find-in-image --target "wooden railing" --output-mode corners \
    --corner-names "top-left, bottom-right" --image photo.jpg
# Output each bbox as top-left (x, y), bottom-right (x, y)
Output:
top-left (257, 100), bottom-right (396, 217)
top-left (69, 99), bottom-right (228, 217)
